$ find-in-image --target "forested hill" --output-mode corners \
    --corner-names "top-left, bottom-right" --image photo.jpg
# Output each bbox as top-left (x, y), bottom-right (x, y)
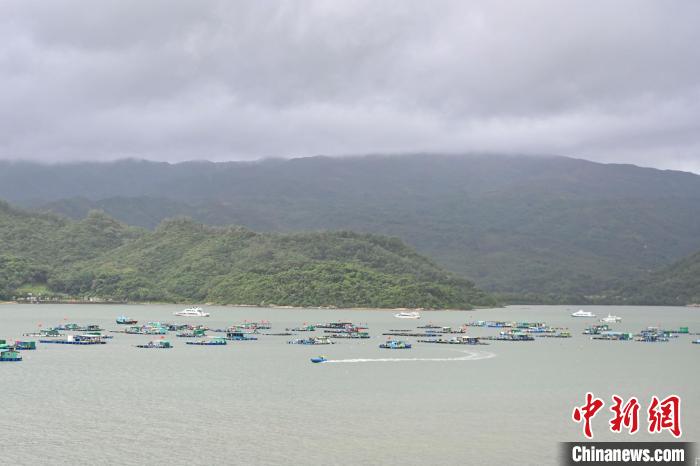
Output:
top-left (4, 154), bottom-right (700, 301)
top-left (0, 202), bottom-right (494, 309)
top-left (0, 201), bottom-right (142, 299)
top-left (612, 250), bottom-right (700, 306)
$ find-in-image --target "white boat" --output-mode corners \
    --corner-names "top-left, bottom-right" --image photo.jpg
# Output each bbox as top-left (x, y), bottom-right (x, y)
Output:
top-left (600, 314), bottom-right (622, 323)
top-left (394, 311), bottom-right (421, 319)
top-left (571, 309), bottom-right (596, 318)
top-left (174, 307), bottom-right (210, 317)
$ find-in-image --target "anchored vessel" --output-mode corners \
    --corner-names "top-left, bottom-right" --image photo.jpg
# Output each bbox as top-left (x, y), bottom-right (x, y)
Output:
top-left (394, 311), bottom-right (421, 319)
top-left (571, 309), bottom-right (596, 318)
top-left (174, 307), bottom-right (210, 317)
top-left (14, 340), bottom-right (37, 350)
top-left (600, 314), bottom-right (622, 323)
top-left (0, 348), bottom-right (22, 362)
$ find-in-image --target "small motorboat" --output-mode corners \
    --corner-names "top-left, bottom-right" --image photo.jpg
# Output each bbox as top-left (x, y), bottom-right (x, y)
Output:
top-left (310, 356), bottom-right (327, 363)
top-left (394, 311), bottom-right (421, 319)
top-left (174, 307), bottom-right (210, 317)
top-left (116, 315), bottom-right (138, 325)
top-left (600, 314), bottom-right (622, 323)
top-left (571, 309), bottom-right (596, 318)
top-left (379, 340), bottom-right (412, 349)
top-left (691, 339), bottom-right (700, 345)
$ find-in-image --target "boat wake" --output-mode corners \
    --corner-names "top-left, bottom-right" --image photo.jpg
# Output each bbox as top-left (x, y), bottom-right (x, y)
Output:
top-left (323, 350), bottom-right (496, 364)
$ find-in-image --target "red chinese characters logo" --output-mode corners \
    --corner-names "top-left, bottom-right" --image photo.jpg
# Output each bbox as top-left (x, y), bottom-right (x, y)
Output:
top-left (572, 392), bottom-right (604, 438)
top-left (609, 395), bottom-right (640, 434)
top-left (572, 394), bottom-right (682, 439)
top-left (648, 395), bottom-right (682, 438)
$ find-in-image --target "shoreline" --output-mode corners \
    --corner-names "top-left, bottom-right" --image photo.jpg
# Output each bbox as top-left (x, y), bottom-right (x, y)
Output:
top-left (0, 300), bottom-right (485, 312)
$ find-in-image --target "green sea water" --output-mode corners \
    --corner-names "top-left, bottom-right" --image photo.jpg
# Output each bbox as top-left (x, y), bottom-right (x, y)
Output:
top-left (1, 304), bottom-right (698, 465)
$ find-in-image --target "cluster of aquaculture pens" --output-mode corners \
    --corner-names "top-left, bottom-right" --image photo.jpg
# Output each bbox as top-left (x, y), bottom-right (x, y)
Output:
top-left (2, 312), bottom-right (699, 363)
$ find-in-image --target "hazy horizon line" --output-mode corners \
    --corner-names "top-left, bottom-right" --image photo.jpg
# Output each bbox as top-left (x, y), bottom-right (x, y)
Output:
top-left (1, 151), bottom-right (696, 175)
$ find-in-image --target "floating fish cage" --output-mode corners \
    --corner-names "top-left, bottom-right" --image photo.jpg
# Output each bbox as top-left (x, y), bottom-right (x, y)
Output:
top-left (379, 340), bottom-right (412, 349)
top-left (418, 337), bottom-right (486, 345)
top-left (39, 335), bottom-right (106, 345)
top-left (226, 332), bottom-right (258, 341)
top-left (177, 329), bottom-right (207, 338)
top-left (486, 333), bottom-right (535, 341)
top-left (287, 337), bottom-right (334, 345)
top-left (186, 338), bottom-right (227, 346)
top-left (328, 332), bottom-right (370, 339)
top-left (136, 340), bottom-right (173, 349)
top-left (314, 322), bottom-right (354, 329)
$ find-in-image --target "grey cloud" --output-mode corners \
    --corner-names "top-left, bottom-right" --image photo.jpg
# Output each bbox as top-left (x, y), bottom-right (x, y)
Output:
top-left (0, 0), bottom-right (699, 171)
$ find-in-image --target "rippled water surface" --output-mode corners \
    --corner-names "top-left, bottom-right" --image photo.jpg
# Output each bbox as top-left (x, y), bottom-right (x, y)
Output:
top-left (1, 304), bottom-right (698, 465)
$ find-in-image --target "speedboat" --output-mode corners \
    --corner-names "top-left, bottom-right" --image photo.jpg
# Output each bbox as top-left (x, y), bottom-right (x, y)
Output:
top-left (310, 356), bottom-right (327, 363)
top-left (600, 314), bottom-right (622, 323)
top-left (571, 309), bottom-right (596, 318)
top-left (174, 307), bottom-right (210, 317)
top-left (394, 311), bottom-right (421, 319)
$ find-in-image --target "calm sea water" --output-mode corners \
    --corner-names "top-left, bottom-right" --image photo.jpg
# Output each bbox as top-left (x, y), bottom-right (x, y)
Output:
top-left (1, 304), bottom-right (698, 465)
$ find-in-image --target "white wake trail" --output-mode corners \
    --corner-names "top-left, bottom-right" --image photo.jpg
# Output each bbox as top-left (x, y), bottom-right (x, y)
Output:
top-left (323, 350), bottom-right (496, 364)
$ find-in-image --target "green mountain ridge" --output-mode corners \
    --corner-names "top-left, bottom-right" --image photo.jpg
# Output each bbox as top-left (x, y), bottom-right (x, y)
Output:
top-left (4, 154), bottom-right (700, 301)
top-left (0, 202), bottom-right (494, 309)
top-left (610, 251), bottom-right (700, 306)
top-left (8, 154), bottom-right (700, 303)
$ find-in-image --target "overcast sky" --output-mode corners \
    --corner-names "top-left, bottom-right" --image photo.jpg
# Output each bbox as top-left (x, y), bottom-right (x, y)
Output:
top-left (1, 1), bottom-right (699, 172)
